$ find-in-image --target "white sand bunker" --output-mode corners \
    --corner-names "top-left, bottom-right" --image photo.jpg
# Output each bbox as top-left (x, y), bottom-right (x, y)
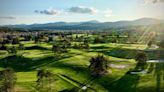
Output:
top-left (146, 60), bottom-right (164, 63)
top-left (130, 70), bottom-right (147, 74)
top-left (109, 64), bottom-right (129, 69)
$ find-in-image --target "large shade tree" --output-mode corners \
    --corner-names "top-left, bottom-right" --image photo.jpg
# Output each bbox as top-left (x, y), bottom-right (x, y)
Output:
top-left (12, 37), bottom-right (20, 45)
top-left (52, 45), bottom-right (61, 55)
top-left (89, 55), bottom-right (109, 76)
top-left (135, 51), bottom-right (148, 71)
top-left (36, 69), bottom-right (55, 92)
top-left (158, 40), bottom-right (164, 48)
top-left (0, 68), bottom-right (17, 92)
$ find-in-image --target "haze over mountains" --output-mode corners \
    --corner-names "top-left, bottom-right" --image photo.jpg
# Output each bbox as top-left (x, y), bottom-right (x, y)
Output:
top-left (3, 18), bottom-right (164, 30)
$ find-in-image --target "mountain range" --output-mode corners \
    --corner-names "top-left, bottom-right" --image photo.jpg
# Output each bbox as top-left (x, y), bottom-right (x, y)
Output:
top-left (4, 18), bottom-right (164, 30)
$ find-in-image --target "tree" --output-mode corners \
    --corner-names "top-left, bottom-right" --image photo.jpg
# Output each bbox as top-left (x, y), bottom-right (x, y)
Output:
top-left (48, 36), bottom-right (53, 42)
top-left (0, 44), bottom-right (7, 50)
top-left (83, 39), bottom-right (90, 49)
top-left (52, 45), bottom-right (61, 55)
top-left (93, 37), bottom-right (105, 43)
top-left (0, 68), bottom-right (17, 92)
top-left (135, 51), bottom-right (148, 71)
top-left (12, 37), bottom-right (20, 45)
top-left (2, 39), bottom-right (10, 44)
top-left (89, 55), bottom-right (109, 76)
top-left (147, 40), bottom-right (152, 48)
top-left (18, 43), bottom-right (25, 50)
top-left (158, 40), bottom-right (164, 48)
top-left (34, 36), bottom-right (40, 44)
top-left (36, 69), bottom-right (55, 92)
top-left (72, 43), bottom-right (79, 49)
top-left (7, 46), bottom-right (17, 54)
top-left (62, 39), bottom-right (71, 48)
top-left (24, 35), bottom-right (32, 41)
top-left (83, 43), bottom-right (90, 49)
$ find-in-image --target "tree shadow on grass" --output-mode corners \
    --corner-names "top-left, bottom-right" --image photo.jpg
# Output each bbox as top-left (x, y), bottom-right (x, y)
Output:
top-left (0, 54), bottom-right (72, 72)
top-left (25, 45), bottom-right (50, 50)
top-left (57, 74), bottom-right (96, 92)
top-left (56, 72), bottom-right (98, 92)
top-left (154, 62), bottom-right (164, 92)
top-left (147, 61), bottom-right (164, 92)
top-left (50, 60), bottom-right (99, 92)
top-left (90, 46), bottom-right (161, 59)
top-left (50, 61), bottom-right (89, 75)
top-left (90, 46), bottom-right (110, 50)
top-left (89, 45), bottom-right (137, 59)
top-left (109, 73), bottom-right (140, 92)
top-left (90, 46), bottom-right (137, 59)
top-left (94, 70), bottom-right (140, 92)
top-left (94, 60), bottom-right (143, 92)
top-left (58, 64), bottom-right (142, 92)
top-left (147, 50), bottom-right (164, 92)
top-left (52, 60), bottom-right (135, 92)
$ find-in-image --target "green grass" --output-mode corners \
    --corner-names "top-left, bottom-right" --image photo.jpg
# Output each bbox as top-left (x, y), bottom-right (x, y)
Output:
top-left (0, 42), bottom-right (163, 92)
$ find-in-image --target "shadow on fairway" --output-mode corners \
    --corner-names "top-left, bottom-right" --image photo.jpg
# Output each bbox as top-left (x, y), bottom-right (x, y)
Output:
top-left (57, 74), bottom-right (97, 92)
top-left (94, 70), bottom-right (140, 92)
top-left (90, 46), bottom-right (137, 59)
top-left (90, 46), bottom-right (110, 50)
top-left (0, 54), bottom-right (72, 72)
top-left (147, 50), bottom-right (164, 92)
top-left (25, 45), bottom-right (50, 50)
top-left (90, 46), bottom-right (161, 59)
top-left (147, 61), bottom-right (164, 92)
top-left (154, 62), bottom-right (164, 92)
top-left (50, 60), bottom-right (89, 75)
top-left (109, 73), bottom-right (140, 92)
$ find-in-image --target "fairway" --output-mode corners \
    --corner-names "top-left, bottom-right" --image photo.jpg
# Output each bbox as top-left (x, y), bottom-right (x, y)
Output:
top-left (0, 41), bottom-right (163, 92)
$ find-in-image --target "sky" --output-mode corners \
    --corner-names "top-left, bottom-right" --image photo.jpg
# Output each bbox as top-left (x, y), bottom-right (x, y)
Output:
top-left (0, 0), bottom-right (164, 25)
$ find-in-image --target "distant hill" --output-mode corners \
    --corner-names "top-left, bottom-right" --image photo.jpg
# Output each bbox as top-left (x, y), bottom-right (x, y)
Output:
top-left (3, 18), bottom-right (164, 30)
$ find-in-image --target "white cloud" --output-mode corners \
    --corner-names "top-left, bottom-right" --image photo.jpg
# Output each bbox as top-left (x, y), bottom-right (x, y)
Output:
top-left (144, 0), bottom-right (164, 4)
top-left (35, 7), bottom-right (63, 15)
top-left (104, 9), bottom-right (113, 17)
top-left (35, 6), bottom-right (98, 15)
top-left (68, 6), bottom-right (98, 14)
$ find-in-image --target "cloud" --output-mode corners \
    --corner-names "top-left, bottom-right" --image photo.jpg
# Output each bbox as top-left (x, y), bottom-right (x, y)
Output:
top-left (35, 6), bottom-right (98, 15)
top-left (104, 9), bottom-right (113, 17)
top-left (35, 8), bottom-right (62, 15)
top-left (68, 6), bottom-right (97, 14)
top-left (144, 0), bottom-right (164, 4)
top-left (0, 16), bottom-right (16, 19)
